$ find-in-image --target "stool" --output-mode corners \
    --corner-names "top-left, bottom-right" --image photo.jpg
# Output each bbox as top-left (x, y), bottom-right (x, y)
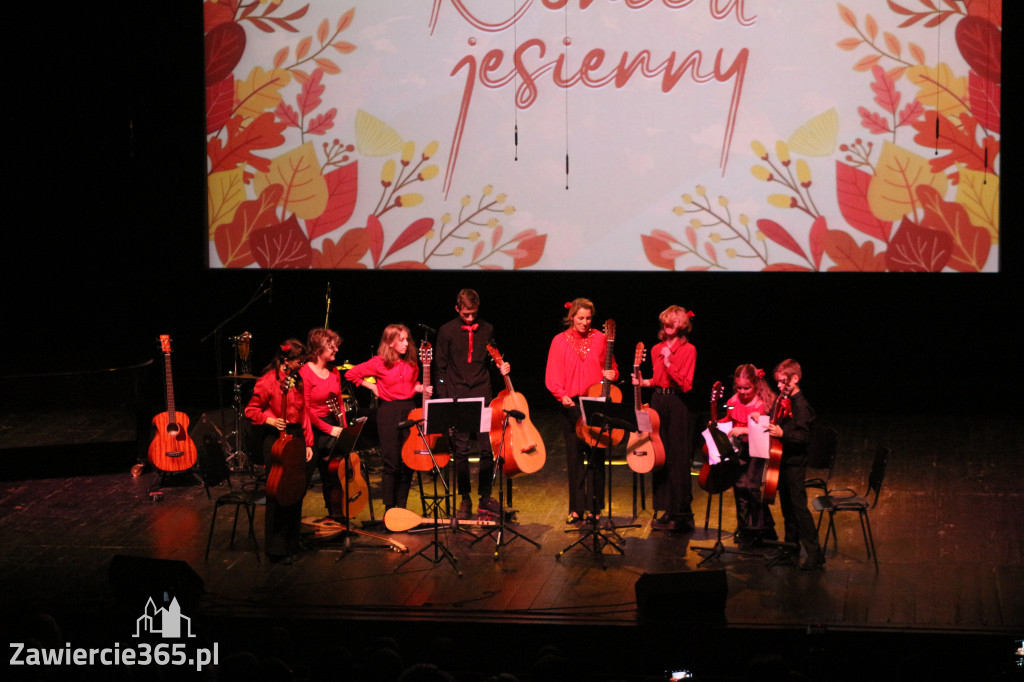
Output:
top-left (205, 488), bottom-right (263, 561)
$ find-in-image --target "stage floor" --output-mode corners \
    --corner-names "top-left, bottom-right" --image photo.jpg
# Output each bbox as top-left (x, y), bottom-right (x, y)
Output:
top-left (1, 409), bottom-right (1021, 680)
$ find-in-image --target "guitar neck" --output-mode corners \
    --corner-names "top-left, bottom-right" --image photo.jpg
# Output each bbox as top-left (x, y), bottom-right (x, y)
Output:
top-left (163, 352), bottom-right (177, 426)
top-left (601, 339), bottom-right (616, 398)
top-left (633, 364), bottom-right (641, 406)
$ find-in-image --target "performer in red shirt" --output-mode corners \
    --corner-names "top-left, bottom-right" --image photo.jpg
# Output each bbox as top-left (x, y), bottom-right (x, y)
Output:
top-left (244, 339), bottom-right (314, 562)
top-left (346, 324), bottom-right (431, 512)
top-left (299, 328), bottom-right (346, 520)
top-left (633, 305), bottom-right (697, 532)
top-left (545, 298), bottom-right (618, 524)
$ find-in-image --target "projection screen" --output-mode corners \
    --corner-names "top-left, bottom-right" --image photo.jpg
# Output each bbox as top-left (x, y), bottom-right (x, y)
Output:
top-left (204, 0), bottom-right (1001, 272)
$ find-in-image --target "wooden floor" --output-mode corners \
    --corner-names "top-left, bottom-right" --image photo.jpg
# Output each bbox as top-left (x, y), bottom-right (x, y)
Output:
top-left (1, 407), bottom-right (1022, 681)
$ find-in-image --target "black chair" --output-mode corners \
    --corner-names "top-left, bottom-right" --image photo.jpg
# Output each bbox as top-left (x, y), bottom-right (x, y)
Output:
top-left (204, 485), bottom-right (264, 562)
top-left (805, 424), bottom-right (838, 493)
top-left (812, 446), bottom-right (889, 571)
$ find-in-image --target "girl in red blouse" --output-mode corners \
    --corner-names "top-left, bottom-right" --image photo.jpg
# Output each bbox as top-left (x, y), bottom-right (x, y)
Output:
top-left (244, 339), bottom-right (314, 562)
top-left (633, 305), bottom-right (697, 532)
top-left (299, 328), bottom-right (346, 520)
top-left (346, 324), bottom-right (431, 512)
top-left (545, 298), bottom-right (618, 524)
top-left (722, 364), bottom-right (778, 546)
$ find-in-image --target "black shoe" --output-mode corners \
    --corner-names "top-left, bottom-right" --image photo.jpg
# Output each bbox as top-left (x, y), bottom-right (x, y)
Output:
top-left (651, 518), bottom-right (676, 531)
top-left (456, 497), bottom-right (473, 520)
top-left (799, 556), bottom-right (825, 571)
top-left (671, 515), bottom-right (696, 533)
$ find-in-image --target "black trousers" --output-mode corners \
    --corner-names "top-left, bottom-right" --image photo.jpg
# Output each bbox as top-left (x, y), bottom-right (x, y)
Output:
top-left (650, 392), bottom-right (694, 519)
top-left (378, 399), bottom-right (415, 510)
top-left (777, 453), bottom-right (822, 557)
top-left (557, 402), bottom-right (604, 516)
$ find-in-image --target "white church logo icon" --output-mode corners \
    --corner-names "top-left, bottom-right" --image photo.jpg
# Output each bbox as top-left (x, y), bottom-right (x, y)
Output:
top-left (133, 596), bottom-right (196, 638)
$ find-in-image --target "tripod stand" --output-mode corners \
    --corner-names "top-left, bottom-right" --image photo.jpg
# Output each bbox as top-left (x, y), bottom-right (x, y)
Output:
top-left (557, 400), bottom-right (639, 563)
top-left (471, 410), bottom-right (541, 558)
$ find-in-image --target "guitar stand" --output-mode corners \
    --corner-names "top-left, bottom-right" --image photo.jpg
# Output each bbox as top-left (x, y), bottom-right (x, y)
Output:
top-left (471, 413), bottom-right (541, 558)
top-left (763, 540), bottom-right (800, 568)
top-left (691, 490), bottom-right (761, 566)
top-left (148, 467), bottom-right (209, 500)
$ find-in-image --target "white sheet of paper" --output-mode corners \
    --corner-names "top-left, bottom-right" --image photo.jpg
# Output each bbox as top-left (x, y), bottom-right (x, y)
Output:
top-left (701, 425), bottom-right (731, 465)
top-left (748, 415), bottom-right (771, 459)
top-left (635, 409), bottom-right (652, 433)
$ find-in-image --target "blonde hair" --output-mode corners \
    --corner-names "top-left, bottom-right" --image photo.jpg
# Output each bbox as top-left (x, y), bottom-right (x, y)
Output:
top-left (377, 324), bottom-right (417, 368)
top-left (306, 328), bottom-right (340, 362)
top-left (733, 363), bottom-right (776, 408)
top-left (657, 305), bottom-right (693, 341)
top-left (562, 298), bottom-right (595, 327)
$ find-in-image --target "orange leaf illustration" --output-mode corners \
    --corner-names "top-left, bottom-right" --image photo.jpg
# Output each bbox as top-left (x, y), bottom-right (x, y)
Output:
top-left (312, 228), bottom-right (370, 269)
top-left (642, 234), bottom-right (676, 271)
top-left (915, 185), bottom-right (991, 272)
top-left (512, 235), bottom-right (547, 269)
top-left (251, 216), bottom-right (313, 269)
top-left (254, 142), bottom-right (329, 219)
top-left (215, 184), bottom-right (284, 268)
top-left (885, 219), bottom-right (952, 272)
top-left (305, 162), bottom-right (358, 240)
top-left (867, 141), bottom-right (947, 221)
top-left (823, 230), bottom-right (887, 271)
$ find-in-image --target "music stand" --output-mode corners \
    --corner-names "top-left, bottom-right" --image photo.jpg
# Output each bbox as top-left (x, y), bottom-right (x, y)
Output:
top-left (690, 424), bottom-right (756, 565)
top-left (557, 399), bottom-right (640, 563)
top-left (471, 409), bottom-right (541, 558)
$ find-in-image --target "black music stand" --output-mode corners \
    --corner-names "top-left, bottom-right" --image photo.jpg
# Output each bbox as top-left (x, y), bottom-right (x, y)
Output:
top-left (471, 409), bottom-right (541, 558)
top-left (691, 424), bottom-right (755, 565)
top-left (557, 399), bottom-right (640, 564)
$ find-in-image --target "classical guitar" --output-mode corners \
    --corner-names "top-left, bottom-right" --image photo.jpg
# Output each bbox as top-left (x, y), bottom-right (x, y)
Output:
top-left (265, 371), bottom-right (308, 507)
top-left (625, 343), bottom-right (666, 474)
top-left (697, 381), bottom-right (740, 494)
top-left (326, 394), bottom-right (369, 519)
top-left (760, 384), bottom-right (792, 504)
top-left (574, 320), bottom-right (623, 447)
top-left (148, 335), bottom-right (198, 473)
top-left (400, 341), bottom-right (450, 471)
top-left (486, 344), bottom-right (546, 477)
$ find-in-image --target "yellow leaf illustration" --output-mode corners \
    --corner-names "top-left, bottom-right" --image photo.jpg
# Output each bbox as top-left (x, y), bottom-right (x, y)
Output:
top-left (788, 108), bottom-right (839, 157)
top-left (867, 141), bottom-right (948, 221)
top-left (235, 67), bottom-right (292, 121)
top-left (208, 167), bottom-right (247, 237)
top-left (254, 142), bottom-right (328, 220)
top-left (906, 63), bottom-right (967, 122)
top-left (956, 168), bottom-right (999, 243)
top-left (355, 110), bottom-right (404, 156)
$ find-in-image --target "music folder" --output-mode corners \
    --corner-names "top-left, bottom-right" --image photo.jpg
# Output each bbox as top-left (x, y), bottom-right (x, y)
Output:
top-left (579, 397), bottom-right (639, 433)
top-left (334, 416), bottom-right (366, 455)
top-left (423, 397), bottom-right (487, 435)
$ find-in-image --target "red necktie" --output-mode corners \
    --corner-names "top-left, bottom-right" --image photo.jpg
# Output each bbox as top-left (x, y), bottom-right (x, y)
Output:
top-left (462, 324), bottom-right (478, 363)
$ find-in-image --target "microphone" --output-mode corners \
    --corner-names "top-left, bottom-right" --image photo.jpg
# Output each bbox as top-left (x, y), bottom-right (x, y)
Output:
top-left (504, 409), bottom-right (526, 421)
top-left (396, 418), bottom-right (422, 430)
top-left (268, 275), bottom-right (274, 305)
top-left (418, 323), bottom-right (437, 335)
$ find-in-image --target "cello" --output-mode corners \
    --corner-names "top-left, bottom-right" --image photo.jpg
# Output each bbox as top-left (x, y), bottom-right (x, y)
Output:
top-left (697, 381), bottom-right (741, 494)
top-left (574, 320), bottom-right (623, 447)
top-left (148, 335), bottom-right (198, 472)
top-left (400, 342), bottom-right (450, 471)
top-left (265, 371), bottom-right (308, 507)
top-left (486, 343), bottom-right (545, 476)
top-left (624, 343), bottom-right (666, 474)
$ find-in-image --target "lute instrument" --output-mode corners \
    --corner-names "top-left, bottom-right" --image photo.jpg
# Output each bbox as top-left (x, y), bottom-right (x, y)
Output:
top-left (624, 343), bottom-right (666, 474)
top-left (148, 335), bottom-right (198, 472)
top-left (400, 341), bottom-right (450, 471)
top-left (265, 370), bottom-right (308, 507)
top-left (574, 320), bottom-right (623, 447)
top-left (486, 344), bottom-right (545, 476)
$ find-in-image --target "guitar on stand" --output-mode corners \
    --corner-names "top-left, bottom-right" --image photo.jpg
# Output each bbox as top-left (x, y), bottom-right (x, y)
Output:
top-left (575, 320), bottom-right (623, 447)
top-left (148, 335), bottom-right (198, 474)
top-left (625, 343), bottom-right (665, 474)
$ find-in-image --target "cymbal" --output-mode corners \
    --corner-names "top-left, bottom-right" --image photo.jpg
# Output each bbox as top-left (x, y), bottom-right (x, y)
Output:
top-left (336, 363), bottom-right (354, 370)
top-left (220, 374), bottom-right (259, 381)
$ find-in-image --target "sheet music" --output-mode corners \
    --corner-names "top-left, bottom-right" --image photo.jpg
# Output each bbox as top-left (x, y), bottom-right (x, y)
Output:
top-left (701, 421), bottom-right (734, 465)
top-left (747, 415), bottom-right (771, 459)
top-left (634, 410), bottom-right (652, 433)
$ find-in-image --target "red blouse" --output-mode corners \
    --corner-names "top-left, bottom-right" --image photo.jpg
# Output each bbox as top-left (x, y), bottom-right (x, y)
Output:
top-left (649, 338), bottom-right (696, 393)
top-left (244, 368), bottom-right (314, 447)
top-left (545, 329), bottom-right (619, 401)
top-left (299, 363), bottom-right (345, 433)
top-left (345, 356), bottom-right (419, 402)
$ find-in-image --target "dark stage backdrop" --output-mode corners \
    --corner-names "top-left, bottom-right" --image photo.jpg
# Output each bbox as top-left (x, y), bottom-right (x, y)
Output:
top-left (4, 3), bottom-right (1018, 418)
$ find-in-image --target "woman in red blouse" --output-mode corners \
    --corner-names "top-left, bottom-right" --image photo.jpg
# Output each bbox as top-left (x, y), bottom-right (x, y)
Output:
top-left (633, 305), bottom-right (697, 532)
top-left (346, 324), bottom-right (431, 512)
top-left (244, 339), bottom-right (314, 562)
top-left (299, 328), bottom-right (346, 520)
top-left (545, 298), bottom-right (618, 524)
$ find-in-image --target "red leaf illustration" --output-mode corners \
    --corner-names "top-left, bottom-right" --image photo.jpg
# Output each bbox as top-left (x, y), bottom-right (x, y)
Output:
top-left (756, 219), bottom-right (808, 260)
top-left (472, 241), bottom-right (485, 262)
top-left (215, 184), bottom-right (285, 268)
top-left (383, 218), bottom-right (435, 259)
top-left (491, 225), bottom-right (504, 249)
top-left (312, 228), bottom-right (369, 269)
top-left (382, 261), bottom-right (431, 270)
top-left (762, 263), bottom-right (813, 272)
top-left (824, 230), bottom-right (888, 271)
top-left (208, 113), bottom-right (287, 174)
top-left (870, 65), bottom-right (900, 114)
top-left (912, 111), bottom-right (998, 174)
top-left (275, 102), bottom-right (301, 129)
top-left (512, 235), bottom-right (547, 270)
top-left (915, 185), bottom-right (991, 272)
top-left (809, 215), bottom-right (828, 270)
top-left (641, 234), bottom-right (676, 271)
top-left (305, 162), bottom-right (359, 240)
top-left (251, 216), bottom-right (313, 269)
top-left (858, 106), bottom-right (891, 134)
top-left (835, 161), bottom-right (893, 241)
top-left (367, 214), bottom-right (384, 267)
top-left (306, 108), bottom-right (337, 136)
top-left (885, 219), bottom-right (952, 272)
top-left (896, 99), bottom-right (924, 127)
top-left (968, 72), bottom-right (1000, 134)
top-left (205, 22), bottom-right (246, 86)
top-left (509, 229), bottom-right (538, 242)
top-left (204, 2), bottom-right (235, 33)
top-left (206, 75), bottom-right (234, 134)
top-left (297, 69), bottom-right (325, 117)
top-left (955, 15), bottom-right (1001, 83)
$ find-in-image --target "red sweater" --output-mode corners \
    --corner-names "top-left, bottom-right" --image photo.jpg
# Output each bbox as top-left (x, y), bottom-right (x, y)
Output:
top-left (299, 364), bottom-right (345, 434)
top-left (345, 356), bottom-right (419, 402)
top-left (244, 368), bottom-right (314, 447)
top-left (545, 329), bottom-right (618, 401)
top-left (649, 338), bottom-right (696, 393)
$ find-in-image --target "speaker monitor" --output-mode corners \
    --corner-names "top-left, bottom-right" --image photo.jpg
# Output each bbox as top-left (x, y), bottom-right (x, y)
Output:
top-left (108, 554), bottom-right (205, 613)
top-left (635, 569), bottom-right (727, 623)
top-left (190, 414), bottom-right (231, 488)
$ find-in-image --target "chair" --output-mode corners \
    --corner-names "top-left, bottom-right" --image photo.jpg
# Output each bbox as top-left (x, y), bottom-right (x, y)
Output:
top-left (204, 486), bottom-right (264, 562)
top-left (805, 424), bottom-right (838, 493)
top-left (812, 446), bottom-right (889, 571)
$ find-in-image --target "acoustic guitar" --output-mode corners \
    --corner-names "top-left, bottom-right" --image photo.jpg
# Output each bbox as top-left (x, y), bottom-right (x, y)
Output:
top-left (400, 342), bottom-right (450, 471)
top-left (760, 384), bottom-right (792, 504)
top-left (697, 381), bottom-right (740, 494)
top-left (326, 395), bottom-right (369, 519)
top-left (265, 371), bottom-right (308, 507)
top-left (624, 343), bottom-right (666, 474)
top-left (574, 320), bottom-right (623, 447)
top-left (486, 344), bottom-right (545, 476)
top-left (148, 335), bottom-right (198, 472)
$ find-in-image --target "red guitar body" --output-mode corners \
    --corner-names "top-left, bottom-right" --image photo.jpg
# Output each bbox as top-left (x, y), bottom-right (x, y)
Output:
top-left (400, 342), bottom-right (450, 471)
top-left (265, 373), bottom-right (308, 507)
top-left (760, 389), bottom-right (792, 504)
top-left (625, 343), bottom-right (666, 474)
top-left (486, 344), bottom-right (546, 477)
top-left (148, 335), bottom-right (198, 473)
top-left (575, 320), bottom-right (624, 447)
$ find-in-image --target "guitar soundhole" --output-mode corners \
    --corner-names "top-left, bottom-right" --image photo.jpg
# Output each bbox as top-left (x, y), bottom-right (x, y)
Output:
top-left (167, 451), bottom-right (184, 458)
